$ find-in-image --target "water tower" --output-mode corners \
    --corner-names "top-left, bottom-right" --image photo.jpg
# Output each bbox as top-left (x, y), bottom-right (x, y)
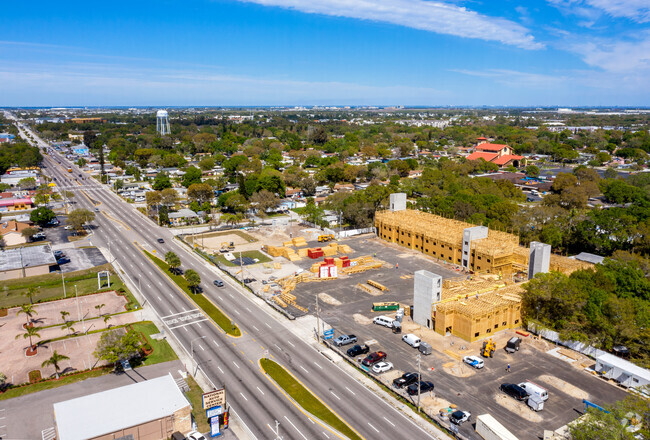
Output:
top-left (156, 110), bottom-right (171, 136)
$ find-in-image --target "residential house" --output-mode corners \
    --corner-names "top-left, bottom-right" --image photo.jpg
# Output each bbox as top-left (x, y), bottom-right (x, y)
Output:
top-left (466, 139), bottom-right (525, 168)
top-left (0, 220), bottom-right (32, 246)
top-left (333, 183), bottom-right (355, 192)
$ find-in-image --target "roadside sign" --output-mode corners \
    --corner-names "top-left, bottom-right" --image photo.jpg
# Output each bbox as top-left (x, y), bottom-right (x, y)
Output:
top-left (202, 388), bottom-right (226, 409)
top-left (210, 416), bottom-right (221, 437)
top-left (207, 405), bottom-right (224, 418)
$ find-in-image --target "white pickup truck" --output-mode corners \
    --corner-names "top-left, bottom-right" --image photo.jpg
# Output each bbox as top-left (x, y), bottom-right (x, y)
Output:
top-left (333, 334), bottom-right (358, 347)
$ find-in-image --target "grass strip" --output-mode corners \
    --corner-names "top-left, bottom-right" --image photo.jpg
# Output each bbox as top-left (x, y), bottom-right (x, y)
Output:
top-left (211, 250), bottom-right (272, 267)
top-left (184, 375), bottom-right (210, 433)
top-left (143, 250), bottom-right (241, 337)
top-left (0, 367), bottom-right (113, 400)
top-left (260, 358), bottom-right (363, 440)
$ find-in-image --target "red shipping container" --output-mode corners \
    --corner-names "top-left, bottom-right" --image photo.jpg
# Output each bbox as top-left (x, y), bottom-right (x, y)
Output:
top-left (308, 248), bottom-right (324, 259)
top-left (342, 259), bottom-right (351, 267)
top-left (324, 257), bottom-right (335, 265)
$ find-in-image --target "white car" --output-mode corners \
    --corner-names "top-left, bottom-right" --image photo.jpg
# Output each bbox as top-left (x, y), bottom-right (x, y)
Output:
top-left (372, 361), bottom-right (393, 374)
top-left (463, 355), bottom-right (485, 369)
top-left (450, 410), bottom-right (471, 425)
top-left (186, 432), bottom-right (206, 440)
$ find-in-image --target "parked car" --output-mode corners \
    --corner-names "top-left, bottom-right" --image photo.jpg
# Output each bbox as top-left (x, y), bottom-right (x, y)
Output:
top-left (402, 333), bottom-right (421, 348)
top-left (57, 257), bottom-right (71, 265)
top-left (450, 410), bottom-right (471, 425)
top-left (373, 315), bottom-right (395, 328)
top-left (53, 250), bottom-right (65, 258)
top-left (372, 361), bottom-right (393, 374)
top-left (463, 355), bottom-right (485, 369)
top-left (32, 232), bottom-right (46, 240)
top-left (407, 381), bottom-right (434, 395)
top-left (500, 383), bottom-right (529, 401)
top-left (347, 344), bottom-right (370, 357)
top-left (64, 225), bottom-right (73, 230)
top-left (243, 278), bottom-right (256, 284)
top-left (362, 351), bottom-right (387, 366)
top-left (213, 280), bottom-right (224, 287)
top-left (393, 372), bottom-right (420, 389)
top-left (333, 334), bottom-right (357, 347)
top-left (157, 238), bottom-right (165, 243)
top-left (186, 432), bottom-right (206, 440)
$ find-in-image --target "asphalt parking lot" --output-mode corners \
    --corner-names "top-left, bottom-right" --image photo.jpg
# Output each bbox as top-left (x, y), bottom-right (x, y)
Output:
top-left (58, 247), bottom-right (108, 273)
top-left (286, 235), bottom-right (629, 439)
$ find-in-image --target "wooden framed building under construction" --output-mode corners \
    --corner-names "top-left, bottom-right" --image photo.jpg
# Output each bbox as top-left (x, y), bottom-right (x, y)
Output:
top-left (375, 209), bottom-right (591, 277)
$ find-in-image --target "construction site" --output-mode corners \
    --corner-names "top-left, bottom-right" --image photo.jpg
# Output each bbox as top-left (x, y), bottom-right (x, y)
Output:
top-left (375, 207), bottom-right (591, 278)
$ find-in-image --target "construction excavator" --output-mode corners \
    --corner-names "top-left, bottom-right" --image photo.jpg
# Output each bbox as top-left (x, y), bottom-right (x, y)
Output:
top-left (219, 242), bottom-right (235, 253)
top-left (481, 338), bottom-right (496, 358)
top-left (318, 234), bottom-right (335, 242)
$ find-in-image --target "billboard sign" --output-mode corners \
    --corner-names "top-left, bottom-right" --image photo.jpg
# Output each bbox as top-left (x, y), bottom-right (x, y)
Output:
top-left (202, 388), bottom-right (226, 409)
top-left (207, 406), bottom-right (224, 418)
top-left (210, 416), bottom-right (221, 437)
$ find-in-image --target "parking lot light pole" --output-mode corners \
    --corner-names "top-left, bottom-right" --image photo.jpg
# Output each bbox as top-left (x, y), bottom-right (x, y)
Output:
top-left (417, 353), bottom-right (421, 413)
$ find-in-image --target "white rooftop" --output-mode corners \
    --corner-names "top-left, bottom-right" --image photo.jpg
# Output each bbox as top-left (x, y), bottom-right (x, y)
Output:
top-left (597, 353), bottom-right (650, 381)
top-left (54, 374), bottom-right (189, 440)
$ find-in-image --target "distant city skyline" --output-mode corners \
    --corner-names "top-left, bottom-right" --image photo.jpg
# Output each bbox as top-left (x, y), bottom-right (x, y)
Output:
top-left (1, 0), bottom-right (649, 106)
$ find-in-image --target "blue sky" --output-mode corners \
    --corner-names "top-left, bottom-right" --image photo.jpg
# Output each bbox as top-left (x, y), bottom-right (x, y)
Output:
top-left (1, 0), bottom-right (649, 106)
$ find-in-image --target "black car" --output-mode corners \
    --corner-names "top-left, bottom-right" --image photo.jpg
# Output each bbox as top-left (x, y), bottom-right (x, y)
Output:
top-left (213, 280), bottom-right (224, 287)
top-left (243, 278), bottom-right (256, 284)
top-left (57, 257), bottom-right (71, 265)
top-left (393, 372), bottom-right (420, 389)
top-left (407, 381), bottom-right (434, 395)
top-left (346, 344), bottom-right (370, 357)
top-left (157, 238), bottom-right (165, 243)
top-left (500, 383), bottom-right (528, 401)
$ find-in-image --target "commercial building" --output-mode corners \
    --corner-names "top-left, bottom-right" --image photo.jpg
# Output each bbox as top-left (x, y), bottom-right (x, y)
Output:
top-left (0, 244), bottom-right (57, 280)
top-left (54, 374), bottom-right (192, 440)
top-left (0, 220), bottom-right (32, 246)
top-left (0, 197), bottom-right (34, 211)
top-left (375, 208), bottom-right (591, 278)
top-left (466, 140), bottom-right (525, 168)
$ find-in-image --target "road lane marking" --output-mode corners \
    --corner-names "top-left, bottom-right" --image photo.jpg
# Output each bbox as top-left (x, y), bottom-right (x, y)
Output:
top-left (274, 343), bottom-right (281, 351)
top-left (257, 386), bottom-right (265, 395)
top-left (213, 340), bottom-right (220, 347)
top-left (287, 340), bottom-right (295, 347)
top-left (199, 344), bottom-right (205, 351)
top-left (345, 386), bottom-right (355, 395)
top-left (233, 361), bottom-right (240, 369)
top-left (234, 310), bottom-right (241, 315)
top-left (322, 432), bottom-right (330, 438)
top-left (240, 392), bottom-right (248, 401)
top-left (330, 391), bottom-right (340, 400)
top-left (299, 365), bottom-right (309, 374)
top-left (383, 417), bottom-right (395, 427)
top-left (218, 366), bottom-right (224, 374)
top-left (246, 307), bottom-right (251, 312)
top-left (252, 325), bottom-right (259, 332)
top-left (284, 416), bottom-right (308, 440)
top-left (313, 361), bottom-right (323, 370)
top-left (308, 418), bottom-right (314, 424)
top-left (368, 422), bottom-right (379, 433)
top-left (265, 322), bottom-right (272, 329)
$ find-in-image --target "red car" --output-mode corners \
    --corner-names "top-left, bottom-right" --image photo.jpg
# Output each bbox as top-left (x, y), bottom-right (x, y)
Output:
top-left (362, 351), bottom-right (387, 366)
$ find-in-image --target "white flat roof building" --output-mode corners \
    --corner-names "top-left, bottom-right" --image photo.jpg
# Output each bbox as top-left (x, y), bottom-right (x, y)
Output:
top-left (54, 373), bottom-right (191, 440)
top-left (595, 353), bottom-right (650, 389)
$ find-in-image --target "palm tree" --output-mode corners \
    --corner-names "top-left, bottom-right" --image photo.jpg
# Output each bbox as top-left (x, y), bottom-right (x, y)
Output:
top-left (103, 315), bottom-right (112, 328)
top-left (41, 350), bottom-right (70, 379)
top-left (60, 310), bottom-right (70, 323)
top-left (61, 321), bottom-right (75, 335)
top-left (95, 303), bottom-right (105, 317)
top-left (16, 325), bottom-right (41, 352)
top-left (17, 304), bottom-right (37, 328)
top-left (22, 286), bottom-right (39, 304)
top-left (184, 269), bottom-right (201, 293)
top-left (165, 251), bottom-right (181, 275)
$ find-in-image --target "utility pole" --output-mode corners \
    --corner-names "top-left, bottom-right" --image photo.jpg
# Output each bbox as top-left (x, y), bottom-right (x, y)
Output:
top-left (61, 272), bottom-right (66, 299)
top-left (315, 293), bottom-right (321, 341)
top-left (240, 251), bottom-right (244, 286)
top-left (273, 419), bottom-right (282, 440)
top-left (417, 353), bottom-right (422, 413)
top-left (75, 285), bottom-right (86, 333)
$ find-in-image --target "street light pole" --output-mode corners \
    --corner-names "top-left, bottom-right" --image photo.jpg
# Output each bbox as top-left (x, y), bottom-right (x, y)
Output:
top-left (417, 353), bottom-right (422, 413)
top-left (190, 336), bottom-right (206, 375)
top-left (61, 271), bottom-right (66, 299)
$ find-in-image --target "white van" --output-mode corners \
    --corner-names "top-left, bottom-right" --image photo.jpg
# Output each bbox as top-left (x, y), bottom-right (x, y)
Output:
top-left (373, 315), bottom-right (395, 328)
top-left (402, 334), bottom-right (421, 348)
top-left (518, 381), bottom-right (549, 401)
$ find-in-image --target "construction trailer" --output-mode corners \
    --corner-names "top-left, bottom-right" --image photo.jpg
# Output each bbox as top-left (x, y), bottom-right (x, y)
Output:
top-left (594, 353), bottom-right (650, 389)
top-left (375, 209), bottom-right (593, 277)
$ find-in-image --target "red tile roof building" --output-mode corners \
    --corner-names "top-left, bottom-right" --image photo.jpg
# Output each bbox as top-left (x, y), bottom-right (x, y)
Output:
top-left (468, 140), bottom-right (525, 168)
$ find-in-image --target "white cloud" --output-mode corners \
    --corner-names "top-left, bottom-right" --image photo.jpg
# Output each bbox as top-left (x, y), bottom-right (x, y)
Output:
top-left (548, 0), bottom-right (650, 22)
top-left (237, 0), bottom-right (543, 49)
top-left (452, 68), bottom-right (566, 87)
top-left (571, 32), bottom-right (650, 73)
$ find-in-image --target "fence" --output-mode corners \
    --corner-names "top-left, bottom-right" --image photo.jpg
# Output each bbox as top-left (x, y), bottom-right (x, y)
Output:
top-left (527, 322), bottom-right (608, 359)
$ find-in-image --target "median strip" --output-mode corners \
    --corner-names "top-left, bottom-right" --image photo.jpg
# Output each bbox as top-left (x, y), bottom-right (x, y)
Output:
top-left (142, 249), bottom-right (241, 337)
top-left (260, 358), bottom-right (364, 440)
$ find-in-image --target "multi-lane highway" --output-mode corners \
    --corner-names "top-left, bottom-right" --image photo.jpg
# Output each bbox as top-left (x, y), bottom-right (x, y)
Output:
top-left (8, 113), bottom-right (441, 440)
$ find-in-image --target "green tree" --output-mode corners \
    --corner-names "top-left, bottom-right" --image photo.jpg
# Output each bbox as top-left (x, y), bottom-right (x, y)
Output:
top-left (22, 286), bottom-right (39, 304)
top-left (16, 303), bottom-right (37, 327)
top-left (61, 320), bottom-right (75, 335)
top-left (93, 329), bottom-right (142, 364)
top-left (41, 350), bottom-right (70, 379)
top-left (524, 165), bottom-right (540, 178)
top-left (165, 251), bottom-right (181, 275)
top-left (152, 172), bottom-right (172, 190)
top-left (21, 227), bottom-right (39, 242)
top-left (15, 325), bottom-right (41, 352)
top-left (184, 269), bottom-right (201, 293)
top-left (17, 177), bottom-right (36, 190)
top-left (94, 303), bottom-right (105, 317)
top-left (198, 156), bottom-right (216, 171)
top-left (60, 310), bottom-right (70, 322)
top-left (182, 166), bottom-right (203, 187)
top-left (76, 158), bottom-right (87, 167)
top-left (187, 183), bottom-right (213, 205)
top-left (302, 198), bottom-right (325, 225)
top-left (67, 209), bottom-right (95, 232)
top-left (251, 189), bottom-right (280, 216)
top-left (568, 395), bottom-right (650, 440)
top-left (160, 188), bottom-right (179, 207)
top-left (30, 207), bottom-right (55, 226)
top-left (104, 315), bottom-right (112, 328)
